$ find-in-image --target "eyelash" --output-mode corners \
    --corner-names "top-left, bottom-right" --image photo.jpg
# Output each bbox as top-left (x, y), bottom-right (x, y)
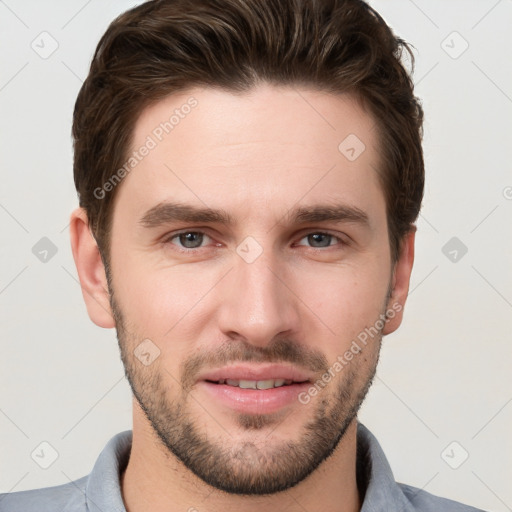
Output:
top-left (162, 230), bottom-right (348, 253)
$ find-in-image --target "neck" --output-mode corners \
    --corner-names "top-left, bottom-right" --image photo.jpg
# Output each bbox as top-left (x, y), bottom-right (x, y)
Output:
top-left (121, 402), bottom-right (361, 512)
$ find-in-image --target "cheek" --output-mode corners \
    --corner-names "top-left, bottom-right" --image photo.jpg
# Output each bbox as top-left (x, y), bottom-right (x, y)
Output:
top-left (117, 262), bottom-right (220, 341)
top-left (295, 263), bottom-right (388, 343)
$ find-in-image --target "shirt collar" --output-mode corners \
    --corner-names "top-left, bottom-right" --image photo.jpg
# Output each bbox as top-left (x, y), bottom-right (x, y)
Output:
top-left (85, 422), bottom-right (411, 511)
top-left (85, 429), bottom-right (131, 512)
top-left (356, 422), bottom-right (415, 511)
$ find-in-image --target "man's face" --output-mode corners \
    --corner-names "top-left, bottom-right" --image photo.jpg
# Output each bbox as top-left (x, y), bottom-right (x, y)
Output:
top-left (106, 84), bottom-right (398, 494)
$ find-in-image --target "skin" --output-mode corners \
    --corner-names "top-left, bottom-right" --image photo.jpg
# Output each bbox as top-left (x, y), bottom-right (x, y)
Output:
top-left (70, 83), bottom-right (415, 512)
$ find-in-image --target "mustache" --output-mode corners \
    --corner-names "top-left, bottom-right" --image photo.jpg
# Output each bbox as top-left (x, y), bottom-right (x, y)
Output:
top-left (180, 337), bottom-right (329, 392)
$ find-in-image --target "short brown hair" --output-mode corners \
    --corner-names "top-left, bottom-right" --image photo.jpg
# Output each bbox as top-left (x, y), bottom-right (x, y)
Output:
top-left (73, 0), bottom-right (424, 267)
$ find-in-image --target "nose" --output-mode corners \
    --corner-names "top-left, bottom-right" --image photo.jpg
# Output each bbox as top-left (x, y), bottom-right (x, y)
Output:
top-left (216, 246), bottom-right (301, 348)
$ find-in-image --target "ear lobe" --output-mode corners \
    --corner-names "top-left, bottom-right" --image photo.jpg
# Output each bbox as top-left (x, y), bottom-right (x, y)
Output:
top-left (69, 207), bottom-right (115, 328)
top-left (382, 228), bottom-right (416, 336)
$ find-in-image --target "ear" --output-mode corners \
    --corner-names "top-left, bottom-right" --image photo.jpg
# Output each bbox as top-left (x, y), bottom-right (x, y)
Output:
top-left (382, 228), bottom-right (416, 335)
top-left (69, 207), bottom-right (115, 328)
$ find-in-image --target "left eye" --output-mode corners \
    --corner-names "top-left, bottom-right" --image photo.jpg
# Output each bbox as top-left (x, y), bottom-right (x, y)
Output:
top-left (167, 231), bottom-right (211, 250)
top-left (164, 231), bottom-right (343, 251)
top-left (296, 232), bottom-right (342, 248)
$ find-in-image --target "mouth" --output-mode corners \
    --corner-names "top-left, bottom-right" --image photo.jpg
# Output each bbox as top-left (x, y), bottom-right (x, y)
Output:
top-left (204, 378), bottom-right (309, 389)
top-left (197, 365), bottom-right (314, 414)
top-left (198, 379), bottom-right (311, 415)
top-left (197, 363), bottom-right (315, 387)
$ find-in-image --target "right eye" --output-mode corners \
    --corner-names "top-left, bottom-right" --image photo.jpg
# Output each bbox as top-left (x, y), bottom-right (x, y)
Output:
top-left (162, 230), bottom-right (216, 252)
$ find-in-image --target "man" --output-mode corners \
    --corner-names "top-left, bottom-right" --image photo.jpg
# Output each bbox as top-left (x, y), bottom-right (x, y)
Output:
top-left (0, 0), bottom-right (486, 511)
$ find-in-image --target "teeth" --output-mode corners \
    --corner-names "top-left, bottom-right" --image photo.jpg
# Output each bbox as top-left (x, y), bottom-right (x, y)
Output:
top-left (221, 378), bottom-right (290, 389)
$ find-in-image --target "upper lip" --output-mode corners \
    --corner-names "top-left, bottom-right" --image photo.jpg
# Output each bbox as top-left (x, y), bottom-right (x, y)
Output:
top-left (198, 364), bottom-right (314, 383)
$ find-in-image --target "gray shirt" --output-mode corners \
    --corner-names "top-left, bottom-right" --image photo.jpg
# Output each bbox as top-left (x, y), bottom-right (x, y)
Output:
top-left (0, 422), bottom-right (486, 511)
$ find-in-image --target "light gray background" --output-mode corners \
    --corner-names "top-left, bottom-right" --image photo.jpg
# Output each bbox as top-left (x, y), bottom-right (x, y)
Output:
top-left (1, 1), bottom-right (511, 510)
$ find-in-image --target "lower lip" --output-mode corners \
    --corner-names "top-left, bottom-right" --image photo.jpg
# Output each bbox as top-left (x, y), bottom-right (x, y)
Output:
top-left (197, 381), bottom-right (311, 415)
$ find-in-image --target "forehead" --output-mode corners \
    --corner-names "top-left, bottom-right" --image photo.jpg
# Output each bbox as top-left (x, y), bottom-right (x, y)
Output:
top-left (113, 83), bottom-right (384, 228)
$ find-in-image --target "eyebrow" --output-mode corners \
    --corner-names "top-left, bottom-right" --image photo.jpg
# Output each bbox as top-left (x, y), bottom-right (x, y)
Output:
top-left (138, 201), bottom-right (370, 229)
